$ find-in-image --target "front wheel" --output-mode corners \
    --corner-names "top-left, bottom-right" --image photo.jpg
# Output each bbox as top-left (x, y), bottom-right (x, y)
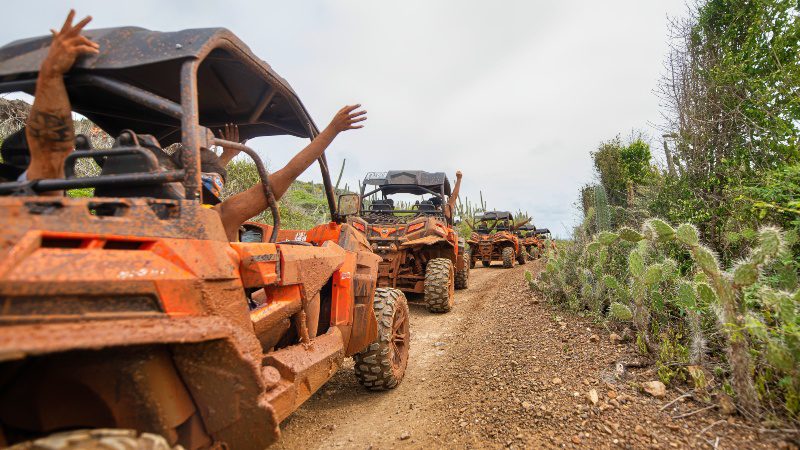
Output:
top-left (517, 248), bottom-right (527, 265)
top-left (354, 288), bottom-right (410, 390)
top-left (424, 258), bottom-right (455, 313)
top-left (8, 429), bottom-right (178, 450)
top-left (502, 246), bottom-right (515, 268)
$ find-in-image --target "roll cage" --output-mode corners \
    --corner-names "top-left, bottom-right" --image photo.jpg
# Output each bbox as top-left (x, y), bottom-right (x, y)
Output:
top-left (359, 170), bottom-right (451, 222)
top-left (473, 210), bottom-right (514, 233)
top-left (0, 27), bottom-right (344, 235)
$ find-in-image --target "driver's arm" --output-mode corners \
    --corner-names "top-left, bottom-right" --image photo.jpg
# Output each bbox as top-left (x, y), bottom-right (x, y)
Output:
top-left (214, 105), bottom-right (366, 240)
top-left (445, 170), bottom-right (462, 220)
top-left (25, 10), bottom-right (98, 187)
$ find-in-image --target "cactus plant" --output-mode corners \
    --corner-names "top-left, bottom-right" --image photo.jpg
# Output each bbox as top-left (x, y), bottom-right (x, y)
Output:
top-left (641, 220), bottom-right (785, 415)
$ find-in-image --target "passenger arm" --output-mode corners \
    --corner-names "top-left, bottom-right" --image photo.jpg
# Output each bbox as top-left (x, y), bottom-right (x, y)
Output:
top-left (25, 10), bottom-right (98, 184)
top-left (214, 104), bottom-right (367, 240)
top-left (445, 170), bottom-right (462, 221)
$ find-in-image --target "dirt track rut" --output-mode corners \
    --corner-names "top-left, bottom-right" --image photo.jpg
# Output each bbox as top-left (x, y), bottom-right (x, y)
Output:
top-left (275, 263), bottom-right (789, 449)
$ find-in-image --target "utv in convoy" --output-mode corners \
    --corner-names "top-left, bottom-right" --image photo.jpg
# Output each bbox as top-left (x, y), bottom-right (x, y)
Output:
top-left (0, 27), bottom-right (409, 449)
top-left (350, 170), bottom-right (468, 313)
top-left (467, 210), bottom-right (525, 268)
top-left (515, 223), bottom-right (540, 260)
top-left (534, 227), bottom-right (554, 256)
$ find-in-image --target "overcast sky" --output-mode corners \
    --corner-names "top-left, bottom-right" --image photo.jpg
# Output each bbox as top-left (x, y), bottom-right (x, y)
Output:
top-left (1, 1), bottom-right (688, 237)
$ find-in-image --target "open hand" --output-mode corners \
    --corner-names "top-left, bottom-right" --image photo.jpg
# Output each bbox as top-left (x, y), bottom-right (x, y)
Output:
top-left (42, 10), bottom-right (99, 77)
top-left (327, 104), bottom-right (367, 134)
top-left (219, 123), bottom-right (242, 143)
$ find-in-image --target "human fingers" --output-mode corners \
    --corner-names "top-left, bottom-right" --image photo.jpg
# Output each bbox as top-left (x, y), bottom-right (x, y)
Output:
top-left (59, 10), bottom-right (76, 35)
top-left (70, 15), bottom-right (93, 35)
top-left (348, 109), bottom-right (367, 119)
top-left (74, 44), bottom-right (100, 55)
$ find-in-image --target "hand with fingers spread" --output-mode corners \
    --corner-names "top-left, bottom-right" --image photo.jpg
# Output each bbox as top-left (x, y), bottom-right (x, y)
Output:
top-left (217, 123), bottom-right (245, 166)
top-left (326, 104), bottom-right (367, 134)
top-left (215, 104), bottom-right (368, 240)
top-left (219, 123), bottom-right (241, 144)
top-left (42, 9), bottom-right (99, 78)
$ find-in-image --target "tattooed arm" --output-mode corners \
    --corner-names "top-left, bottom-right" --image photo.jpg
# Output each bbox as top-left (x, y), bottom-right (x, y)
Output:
top-left (25, 10), bottom-right (98, 185)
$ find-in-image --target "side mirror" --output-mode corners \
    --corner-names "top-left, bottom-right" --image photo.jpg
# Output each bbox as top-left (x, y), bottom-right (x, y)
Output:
top-left (338, 193), bottom-right (361, 217)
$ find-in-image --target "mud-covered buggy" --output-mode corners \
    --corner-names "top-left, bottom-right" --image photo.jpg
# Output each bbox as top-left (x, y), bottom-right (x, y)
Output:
top-left (516, 223), bottom-right (541, 260)
top-left (0, 27), bottom-right (409, 449)
top-left (347, 171), bottom-right (468, 313)
top-left (467, 210), bottom-right (525, 268)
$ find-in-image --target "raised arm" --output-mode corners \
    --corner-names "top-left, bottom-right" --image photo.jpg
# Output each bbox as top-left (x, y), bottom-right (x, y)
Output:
top-left (445, 170), bottom-right (462, 221)
top-left (215, 104), bottom-right (366, 240)
top-left (25, 10), bottom-right (99, 184)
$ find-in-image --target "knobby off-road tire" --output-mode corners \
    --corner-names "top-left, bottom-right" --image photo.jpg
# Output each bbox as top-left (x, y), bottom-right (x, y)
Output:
top-left (424, 258), bottom-right (455, 313)
top-left (455, 249), bottom-right (470, 290)
top-left (517, 248), bottom-right (527, 265)
top-left (502, 246), bottom-right (515, 268)
top-left (8, 429), bottom-right (180, 450)
top-left (354, 288), bottom-right (410, 390)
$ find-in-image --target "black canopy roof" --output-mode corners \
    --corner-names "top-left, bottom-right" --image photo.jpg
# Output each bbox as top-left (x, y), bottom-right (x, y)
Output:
top-left (534, 228), bottom-right (551, 235)
top-left (517, 223), bottom-right (537, 231)
top-left (363, 170), bottom-right (452, 196)
top-left (477, 210), bottom-right (513, 221)
top-left (0, 27), bottom-right (318, 145)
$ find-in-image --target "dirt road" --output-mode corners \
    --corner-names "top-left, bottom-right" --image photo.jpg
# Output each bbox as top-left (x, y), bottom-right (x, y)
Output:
top-left (276, 263), bottom-right (790, 449)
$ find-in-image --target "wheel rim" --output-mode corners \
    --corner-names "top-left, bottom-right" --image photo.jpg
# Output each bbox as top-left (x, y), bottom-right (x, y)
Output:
top-left (390, 303), bottom-right (409, 369)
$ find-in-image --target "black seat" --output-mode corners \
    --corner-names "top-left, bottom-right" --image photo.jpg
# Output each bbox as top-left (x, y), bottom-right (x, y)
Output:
top-left (93, 132), bottom-right (183, 200)
top-left (372, 199), bottom-right (394, 211)
top-left (418, 200), bottom-right (436, 212)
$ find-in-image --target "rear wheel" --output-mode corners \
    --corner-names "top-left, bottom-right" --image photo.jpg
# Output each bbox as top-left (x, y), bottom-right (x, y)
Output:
top-left (8, 429), bottom-right (178, 450)
top-left (354, 288), bottom-right (410, 390)
top-left (517, 248), bottom-right (527, 265)
top-left (455, 249), bottom-right (470, 290)
top-left (424, 258), bottom-right (454, 313)
top-left (502, 246), bottom-right (514, 268)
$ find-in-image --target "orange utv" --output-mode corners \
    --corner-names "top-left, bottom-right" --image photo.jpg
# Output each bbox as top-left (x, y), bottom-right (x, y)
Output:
top-left (0, 27), bottom-right (409, 449)
top-left (350, 171), bottom-right (469, 313)
top-left (467, 211), bottom-right (526, 268)
top-left (515, 223), bottom-right (540, 260)
top-left (534, 227), bottom-right (555, 256)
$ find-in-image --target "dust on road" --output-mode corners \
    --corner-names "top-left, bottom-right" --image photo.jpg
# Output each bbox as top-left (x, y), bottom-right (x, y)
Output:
top-left (276, 263), bottom-right (786, 449)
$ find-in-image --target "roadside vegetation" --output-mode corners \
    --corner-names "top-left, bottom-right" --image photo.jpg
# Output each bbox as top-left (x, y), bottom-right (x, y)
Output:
top-left (529, 0), bottom-right (800, 423)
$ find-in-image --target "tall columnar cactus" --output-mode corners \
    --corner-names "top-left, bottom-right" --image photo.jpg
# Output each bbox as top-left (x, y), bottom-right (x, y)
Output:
top-left (636, 220), bottom-right (784, 415)
top-left (593, 185), bottom-right (612, 232)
